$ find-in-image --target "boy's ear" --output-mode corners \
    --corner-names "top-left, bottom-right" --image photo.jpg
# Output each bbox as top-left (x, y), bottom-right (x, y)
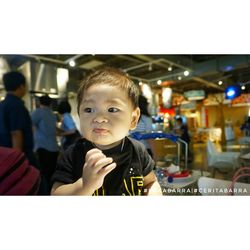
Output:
top-left (130, 107), bottom-right (140, 130)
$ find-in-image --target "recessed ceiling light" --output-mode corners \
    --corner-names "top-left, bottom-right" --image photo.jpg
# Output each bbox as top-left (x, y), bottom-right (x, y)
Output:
top-left (184, 70), bottom-right (189, 76)
top-left (241, 85), bottom-right (246, 90)
top-left (218, 80), bottom-right (223, 85)
top-left (69, 60), bottom-right (76, 67)
top-left (157, 80), bottom-right (162, 85)
top-left (50, 88), bottom-right (56, 93)
top-left (168, 66), bottom-right (172, 71)
top-left (178, 76), bottom-right (182, 80)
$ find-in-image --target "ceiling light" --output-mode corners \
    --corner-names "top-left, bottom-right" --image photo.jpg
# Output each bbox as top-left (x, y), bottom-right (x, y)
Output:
top-left (48, 94), bottom-right (59, 98)
top-left (157, 80), bottom-right (162, 85)
top-left (148, 64), bottom-right (153, 71)
top-left (218, 80), bottom-right (223, 85)
top-left (184, 70), bottom-right (189, 76)
top-left (69, 60), bottom-right (76, 67)
top-left (162, 87), bottom-right (172, 108)
top-left (50, 88), bottom-right (56, 93)
top-left (178, 76), bottom-right (182, 80)
top-left (168, 66), bottom-right (172, 71)
top-left (241, 85), bottom-right (246, 90)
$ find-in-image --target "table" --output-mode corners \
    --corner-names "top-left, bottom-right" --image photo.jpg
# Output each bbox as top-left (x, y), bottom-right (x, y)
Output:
top-left (155, 169), bottom-right (210, 195)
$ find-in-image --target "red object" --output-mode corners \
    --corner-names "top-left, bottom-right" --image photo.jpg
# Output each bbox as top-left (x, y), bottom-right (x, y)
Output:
top-left (159, 106), bottom-right (175, 116)
top-left (205, 108), bottom-right (209, 127)
top-left (163, 170), bottom-right (190, 178)
top-left (0, 147), bottom-right (40, 195)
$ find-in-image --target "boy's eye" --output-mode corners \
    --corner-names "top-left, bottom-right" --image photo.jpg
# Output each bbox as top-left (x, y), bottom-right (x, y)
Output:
top-left (84, 107), bottom-right (93, 113)
top-left (108, 107), bottom-right (119, 113)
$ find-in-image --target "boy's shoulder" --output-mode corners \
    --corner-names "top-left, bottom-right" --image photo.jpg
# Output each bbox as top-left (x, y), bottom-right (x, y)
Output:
top-left (58, 138), bottom-right (90, 167)
top-left (127, 136), bottom-right (147, 153)
top-left (69, 137), bottom-right (89, 150)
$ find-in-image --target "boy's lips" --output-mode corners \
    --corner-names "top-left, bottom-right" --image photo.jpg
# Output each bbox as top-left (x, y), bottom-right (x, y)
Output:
top-left (93, 128), bottom-right (109, 134)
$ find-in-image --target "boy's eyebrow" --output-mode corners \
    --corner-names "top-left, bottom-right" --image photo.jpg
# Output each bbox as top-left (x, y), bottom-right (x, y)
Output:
top-left (82, 98), bottom-right (126, 105)
top-left (106, 99), bottom-right (126, 105)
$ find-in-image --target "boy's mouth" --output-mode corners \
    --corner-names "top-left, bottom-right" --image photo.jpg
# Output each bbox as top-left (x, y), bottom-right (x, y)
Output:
top-left (93, 128), bottom-right (109, 134)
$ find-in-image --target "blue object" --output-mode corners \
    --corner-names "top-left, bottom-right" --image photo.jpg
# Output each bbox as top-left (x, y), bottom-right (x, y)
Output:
top-left (167, 176), bottom-right (173, 183)
top-left (130, 131), bottom-right (179, 142)
top-left (225, 85), bottom-right (241, 99)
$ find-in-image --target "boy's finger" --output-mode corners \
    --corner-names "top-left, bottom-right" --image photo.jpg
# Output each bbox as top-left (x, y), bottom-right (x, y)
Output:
top-left (85, 148), bottom-right (103, 162)
top-left (99, 162), bottom-right (117, 176)
top-left (94, 157), bottom-right (114, 172)
top-left (85, 152), bottom-right (106, 168)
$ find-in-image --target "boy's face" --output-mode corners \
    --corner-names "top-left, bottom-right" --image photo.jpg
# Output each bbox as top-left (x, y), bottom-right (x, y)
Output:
top-left (79, 84), bottom-right (140, 149)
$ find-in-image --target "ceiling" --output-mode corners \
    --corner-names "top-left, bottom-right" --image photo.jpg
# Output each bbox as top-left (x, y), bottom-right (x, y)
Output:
top-left (1, 54), bottom-right (250, 95)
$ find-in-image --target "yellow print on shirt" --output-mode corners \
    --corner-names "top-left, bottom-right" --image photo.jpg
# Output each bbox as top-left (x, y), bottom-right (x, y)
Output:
top-left (123, 176), bottom-right (144, 196)
top-left (92, 176), bottom-right (144, 196)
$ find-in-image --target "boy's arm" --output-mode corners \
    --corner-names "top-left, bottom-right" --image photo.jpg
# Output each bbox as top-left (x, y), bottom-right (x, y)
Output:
top-left (51, 148), bottom-right (116, 195)
top-left (143, 171), bottom-right (162, 195)
top-left (51, 179), bottom-right (95, 195)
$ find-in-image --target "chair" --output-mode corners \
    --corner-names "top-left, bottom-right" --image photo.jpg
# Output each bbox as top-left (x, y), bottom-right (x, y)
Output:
top-left (238, 136), bottom-right (250, 155)
top-left (147, 138), bottom-right (178, 166)
top-left (198, 176), bottom-right (250, 196)
top-left (206, 139), bottom-right (241, 177)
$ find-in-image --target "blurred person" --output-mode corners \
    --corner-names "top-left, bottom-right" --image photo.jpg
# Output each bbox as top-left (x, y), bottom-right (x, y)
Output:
top-left (175, 117), bottom-right (192, 163)
top-left (31, 95), bottom-right (59, 192)
top-left (0, 71), bottom-right (36, 166)
top-left (51, 67), bottom-right (162, 195)
top-left (57, 100), bottom-right (81, 150)
top-left (240, 116), bottom-right (250, 136)
top-left (132, 95), bottom-right (153, 157)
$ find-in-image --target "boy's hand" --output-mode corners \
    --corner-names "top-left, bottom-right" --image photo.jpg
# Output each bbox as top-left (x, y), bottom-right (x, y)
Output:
top-left (82, 148), bottom-right (116, 193)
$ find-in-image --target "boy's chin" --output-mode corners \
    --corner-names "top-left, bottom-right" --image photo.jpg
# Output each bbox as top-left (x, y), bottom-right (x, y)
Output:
top-left (90, 138), bottom-right (123, 149)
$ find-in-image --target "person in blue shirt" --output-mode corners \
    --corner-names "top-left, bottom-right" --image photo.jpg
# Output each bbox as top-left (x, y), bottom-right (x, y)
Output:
top-left (57, 100), bottom-right (81, 150)
top-left (31, 95), bottom-right (59, 191)
top-left (0, 71), bottom-right (36, 166)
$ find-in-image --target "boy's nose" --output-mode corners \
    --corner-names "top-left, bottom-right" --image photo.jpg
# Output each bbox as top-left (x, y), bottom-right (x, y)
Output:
top-left (93, 114), bottom-right (108, 123)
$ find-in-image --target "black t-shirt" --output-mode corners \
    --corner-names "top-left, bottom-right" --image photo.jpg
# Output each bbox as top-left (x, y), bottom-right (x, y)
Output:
top-left (51, 137), bottom-right (155, 195)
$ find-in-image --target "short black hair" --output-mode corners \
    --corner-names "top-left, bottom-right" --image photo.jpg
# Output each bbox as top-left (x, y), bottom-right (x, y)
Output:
top-left (39, 95), bottom-right (52, 106)
top-left (57, 101), bottom-right (71, 114)
top-left (77, 67), bottom-right (139, 113)
top-left (139, 95), bottom-right (150, 117)
top-left (3, 71), bottom-right (26, 91)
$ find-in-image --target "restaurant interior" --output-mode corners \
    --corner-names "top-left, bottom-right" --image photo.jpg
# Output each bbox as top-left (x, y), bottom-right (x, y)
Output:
top-left (1, 54), bottom-right (250, 195)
